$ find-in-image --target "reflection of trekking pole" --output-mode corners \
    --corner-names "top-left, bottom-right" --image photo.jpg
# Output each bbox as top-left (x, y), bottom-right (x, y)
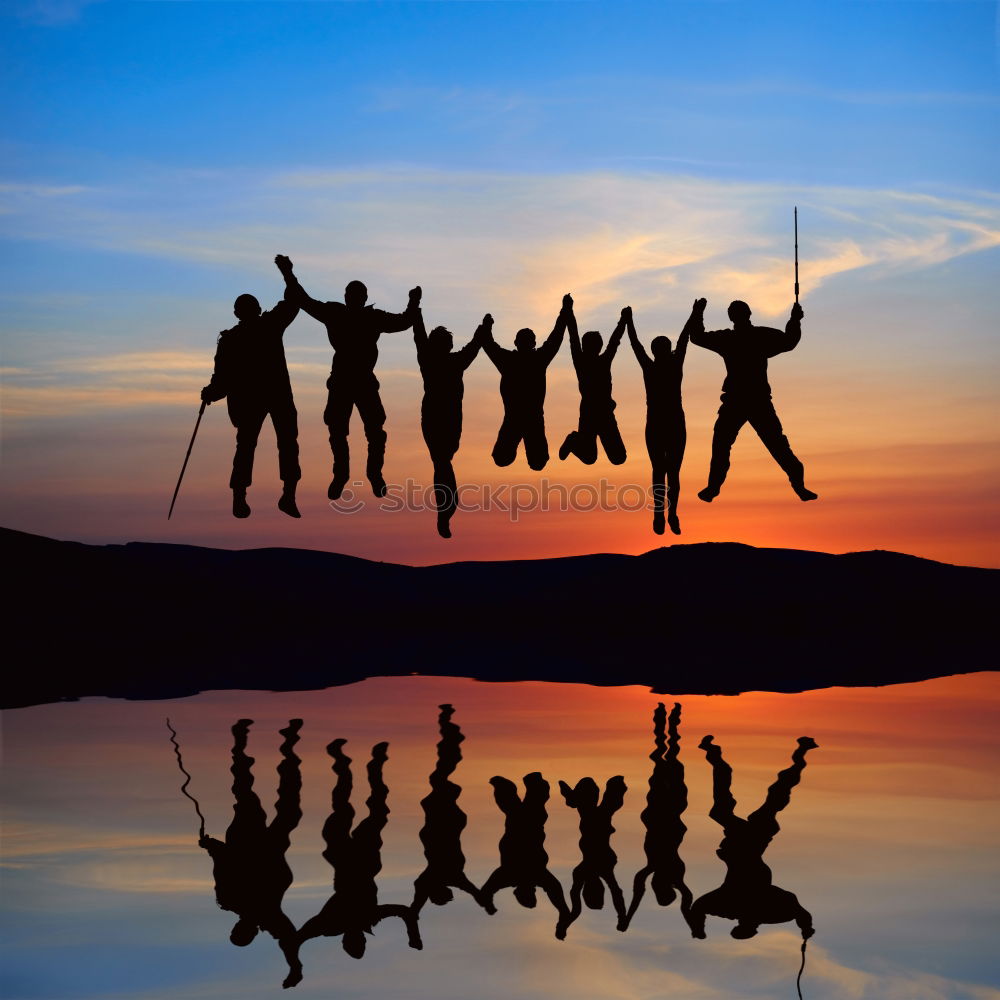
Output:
top-left (794, 206), bottom-right (800, 305)
top-left (166, 718), bottom-right (207, 839)
top-left (167, 401), bottom-right (206, 520)
top-left (796, 936), bottom-right (808, 1000)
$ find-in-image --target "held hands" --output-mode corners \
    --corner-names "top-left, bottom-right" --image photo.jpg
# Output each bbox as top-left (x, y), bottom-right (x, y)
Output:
top-left (482, 313), bottom-right (494, 330)
top-left (274, 254), bottom-right (293, 275)
top-left (408, 286), bottom-right (422, 306)
top-left (620, 306), bottom-right (632, 323)
top-left (693, 297), bottom-right (707, 313)
top-left (562, 293), bottom-right (574, 312)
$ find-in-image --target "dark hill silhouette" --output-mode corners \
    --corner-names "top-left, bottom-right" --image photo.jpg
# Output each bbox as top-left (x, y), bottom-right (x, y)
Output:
top-left (2, 526), bottom-right (996, 709)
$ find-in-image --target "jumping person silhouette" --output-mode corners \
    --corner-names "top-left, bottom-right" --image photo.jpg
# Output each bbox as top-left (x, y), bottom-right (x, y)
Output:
top-left (480, 772), bottom-right (571, 938)
top-left (620, 702), bottom-right (692, 931)
top-left (201, 266), bottom-right (302, 519)
top-left (413, 309), bottom-right (487, 538)
top-left (481, 295), bottom-right (571, 471)
top-left (691, 299), bottom-right (817, 503)
top-left (296, 739), bottom-right (421, 968)
top-left (198, 719), bottom-right (304, 989)
top-left (557, 775), bottom-right (628, 935)
top-left (411, 704), bottom-right (488, 914)
top-left (687, 734), bottom-right (818, 942)
top-left (275, 255), bottom-right (420, 500)
top-left (557, 302), bottom-right (627, 466)
top-left (626, 300), bottom-right (704, 535)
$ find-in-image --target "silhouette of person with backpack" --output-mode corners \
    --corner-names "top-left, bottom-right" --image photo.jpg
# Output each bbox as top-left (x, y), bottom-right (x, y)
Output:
top-left (201, 262), bottom-right (302, 519)
top-left (481, 295), bottom-right (571, 471)
top-left (620, 702), bottom-right (692, 931)
top-left (691, 299), bottom-right (817, 503)
top-left (413, 308), bottom-right (487, 538)
top-left (480, 772), bottom-right (571, 938)
top-left (198, 719), bottom-right (304, 989)
top-left (687, 734), bottom-right (817, 942)
top-left (626, 300), bottom-right (704, 535)
top-left (557, 775), bottom-right (628, 935)
top-left (296, 739), bottom-right (421, 966)
top-left (276, 255), bottom-right (420, 499)
top-left (557, 302), bottom-right (627, 466)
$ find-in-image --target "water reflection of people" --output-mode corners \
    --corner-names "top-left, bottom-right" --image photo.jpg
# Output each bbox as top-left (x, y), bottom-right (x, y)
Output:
top-left (297, 740), bottom-right (421, 966)
top-left (620, 702), bottom-right (692, 931)
top-left (412, 704), bottom-right (488, 913)
top-left (198, 719), bottom-right (304, 989)
top-left (480, 772), bottom-right (571, 938)
top-left (688, 734), bottom-right (818, 941)
top-left (557, 775), bottom-right (627, 935)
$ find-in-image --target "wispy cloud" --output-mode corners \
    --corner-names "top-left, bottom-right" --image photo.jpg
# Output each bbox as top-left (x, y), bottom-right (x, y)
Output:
top-left (3, 167), bottom-right (998, 324)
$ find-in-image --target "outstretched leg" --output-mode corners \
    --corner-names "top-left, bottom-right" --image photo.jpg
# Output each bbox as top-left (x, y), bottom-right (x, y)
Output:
top-left (700, 399), bottom-right (746, 502)
top-left (270, 719), bottom-right (303, 846)
top-left (699, 735), bottom-right (738, 829)
top-left (746, 737), bottom-right (818, 829)
top-left (270, 399), bottom-right (301, 518)
top-left (747, 399), bottom-right (817, 501)
top-left (492, 414), bottom-right (522, 468)
top-left (321, 739), bottom-right (355, 867)
top-left (227, 719), bottom-right (267, 842)
top-left (323, 384), bottom-right (354, 500)
top-left (356, 384), bottom-right (388, 497)
top-left (646, 425), bottom-right (667, 535)
top-left (665, 417), bottom-right (686, 534)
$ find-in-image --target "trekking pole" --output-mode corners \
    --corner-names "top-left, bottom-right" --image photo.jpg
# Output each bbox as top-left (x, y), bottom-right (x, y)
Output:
top-left (167, 400), bottom-right (207, 520)
top-left (794, 206), bottom-right (800, 305)
top-left (166, 718), bottom-right (207, 839)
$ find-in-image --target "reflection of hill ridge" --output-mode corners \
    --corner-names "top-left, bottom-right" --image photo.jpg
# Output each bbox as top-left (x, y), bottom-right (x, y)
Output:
top-left (4, 526), bottom-right (997, 708)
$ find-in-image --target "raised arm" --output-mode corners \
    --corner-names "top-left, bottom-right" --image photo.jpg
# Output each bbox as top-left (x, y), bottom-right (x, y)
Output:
top-left (274, 254), bottom-right (331, 323)
top-left (412, 306), bottom-right (428, 354)
top-left (376, 285), bottom-right (422, 335)
top-left (675, 297), bottom-right (706, 365)
top-left (538, 293), bottom-right (572, 365)
top-left (603, 313), bottom-right (627, 363)
top-left (566, 298), bottom-right (581, 367)
top-left (764, 301), bottom-right (803, 356)
top-left (624, 307), bottom-right (651, 369)
top-left (453, 314), bottom-right (489, 370)
top-left (479, 316), bottom-right (509, 369)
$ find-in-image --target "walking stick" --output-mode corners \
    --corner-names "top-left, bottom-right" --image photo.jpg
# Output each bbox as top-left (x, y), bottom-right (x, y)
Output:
top-left (167, 400), bottom-right (207, 520)
top-left (794, 206), bottom-right (800, 305)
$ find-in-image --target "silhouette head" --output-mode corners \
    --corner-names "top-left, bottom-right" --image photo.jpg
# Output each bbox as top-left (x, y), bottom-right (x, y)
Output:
top-left (513, 884), bottom-right (538, 908)
top-left (514, 328), bottom-right (536, 352)
top-left (345, 280), bottom-right (368, 309)
top-left (650, 336), bottom-right (672, 359)
top-left (343, 928), bottom-right (367, 959)
top-left (727, 300), bottom-right (752, 327)
top-left (650, 871), bottom-right (677, 907)
top-left (731, 921), bottom-right (759, 939)
top-left (428, 326), bottom-right (454, 355)
top-left (233, 294), bottom-right (262, 321)
top-left (582, 330), bottom-right (603, 355)
top-left (230, 918), bottom-right (259, 946)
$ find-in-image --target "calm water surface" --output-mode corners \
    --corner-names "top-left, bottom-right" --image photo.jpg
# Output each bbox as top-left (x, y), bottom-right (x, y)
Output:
top-left (2, 674), bottom-right (999, 1000)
